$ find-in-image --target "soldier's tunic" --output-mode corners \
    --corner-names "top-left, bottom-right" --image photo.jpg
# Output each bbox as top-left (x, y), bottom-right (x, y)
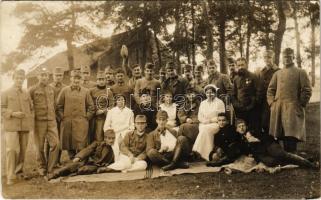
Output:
top-left (108, 130), bottom-right (148, 172)
top-left (29, 83), bottom-right (59, 172)
top-left (50, 82), bottom-right (67, 99)
top-left (1, 86), bottom-right (33, 180)
top-left (232, 70), bottom-right (258, 131)
top-left (257, 65), bottom-right (279, 134)
top-left (57, 86), bottom-right (95, 151)
top-left (267, 65), bottom-right (312, 141)
top-left (128, 76), bottom-right (142, 91)
top-left (89, 86), bottom-right (114, 142)
top-left (134, 77), bottom-right (161, 106)
top-left (207, 71), bottom-right (233, 98)
top-left (50, 141), bottom-right (115, 178)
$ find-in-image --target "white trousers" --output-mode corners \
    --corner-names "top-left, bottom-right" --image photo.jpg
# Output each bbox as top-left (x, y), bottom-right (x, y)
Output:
top-left (108, 153), bottom-right (147, 172)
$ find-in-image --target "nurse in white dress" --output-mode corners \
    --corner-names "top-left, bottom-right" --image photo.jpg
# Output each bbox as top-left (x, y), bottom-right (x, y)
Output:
top-left (192, 84), bottom-right (225, 161)
top-left (104, 95), bottom-right (135, 147)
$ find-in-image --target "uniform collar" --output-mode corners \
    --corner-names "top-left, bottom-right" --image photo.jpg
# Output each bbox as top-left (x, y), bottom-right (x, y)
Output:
top-left (157, 128), bottom-right (166, 136)
top-left (71, 85), bottom-right (81, 91)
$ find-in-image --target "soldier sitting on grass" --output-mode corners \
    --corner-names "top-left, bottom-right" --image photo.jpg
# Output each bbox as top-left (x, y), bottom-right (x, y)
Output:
top-left (47, 129), bottom-right (117, 180)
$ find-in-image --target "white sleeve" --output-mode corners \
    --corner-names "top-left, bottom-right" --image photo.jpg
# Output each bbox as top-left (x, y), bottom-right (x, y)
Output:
top-left (197, 101), bottom-right (207, 123)
top-left (104, 108), bottom-right (113, 132)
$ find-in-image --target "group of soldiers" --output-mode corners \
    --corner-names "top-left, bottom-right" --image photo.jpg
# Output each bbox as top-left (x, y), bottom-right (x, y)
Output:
top-left (2, 47), bottom-right (316, 185)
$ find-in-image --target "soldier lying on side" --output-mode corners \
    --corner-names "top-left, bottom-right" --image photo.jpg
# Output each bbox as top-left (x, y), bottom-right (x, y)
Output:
top-left (47, 129), bottom-right (116, 180)
top-left (207, 119), bottom-right (318, 169)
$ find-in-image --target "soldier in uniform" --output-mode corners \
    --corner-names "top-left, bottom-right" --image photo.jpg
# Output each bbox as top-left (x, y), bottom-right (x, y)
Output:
top-left (89, 71), bottom-right (114, 143)
top-left (128, 64), bottom-right (142, 90)
top-left (81, 65), bottom-right (96, 89)
top-left (162, 62), bottom-right (190, 109)
top-left (56, 69), bottom-right (95, 159)
top-left (134, 63), bottom-right (161, 107)
top-left (111, 69), bottom-right (134, 108)
top-left (232, 57), bottom-right (258, 133)
top-left (47, 129), bottom-right (117, 179)
top-left (182, 64), bottom-right (194, 84)
top-left (191, 64), bottom-right (207, 95)
top-left (206, 60), bottom-right (233, 98)
top-left (1, 69), bottom-right (33, 185)
top-left (257, 50), bottom-right (279, 135)
top-left (267, 48), bottom-right (312, 153)
top-left (29, 68), bottom-right (59, 177)
top-left (105, 66), bottom-right (115, 88)
top-left (46, 67), bottom-right (67, 165)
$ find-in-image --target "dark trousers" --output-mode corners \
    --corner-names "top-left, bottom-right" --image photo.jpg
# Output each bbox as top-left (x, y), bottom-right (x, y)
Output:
top-left (147, 149), bottom-right (173, 167)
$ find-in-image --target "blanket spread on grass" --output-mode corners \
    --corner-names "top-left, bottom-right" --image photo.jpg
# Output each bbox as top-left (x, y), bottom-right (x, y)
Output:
top-left (49, 156), bottom-right (298, 183)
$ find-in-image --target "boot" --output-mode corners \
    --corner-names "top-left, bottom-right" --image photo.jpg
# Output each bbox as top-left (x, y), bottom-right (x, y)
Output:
top-left (97, 167), bottom-right (120, 173)
top-left (284, 152), bottom-right (318, 169)
top-left (206, 156), bottom-right (232, 167)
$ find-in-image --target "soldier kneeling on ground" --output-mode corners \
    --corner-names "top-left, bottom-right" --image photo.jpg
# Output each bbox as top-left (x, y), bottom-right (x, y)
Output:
top-left (47, 129), bottom-right (116, 180)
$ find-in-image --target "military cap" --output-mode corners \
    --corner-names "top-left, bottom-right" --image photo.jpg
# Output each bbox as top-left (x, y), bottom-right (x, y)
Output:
top-left (165, 62), bottom-right (176, 70)
top-left (38, 67), bottom-right (50, 75)
top-left (13, 69), bottom-right (26, 78)
top-left (104, 129), bottom-right (116, 136)
top-left (183, 64), bottom-right (193, 72)
top-left (194, 65), bottom-right (204, 72)
top-left (283, 48), bottom-right (294, 55)
top-left (96, 71), bottom-right (105, 79)
top-left (71, 69), bottom-right (82, 78)
top-left (104, 66), bottom-right (114, 74)
top-left (204, 84), bottom-right (219, 93)
top-left (135, 115), bottom-right (147, 123)
top-left (145, 63), bottom-right (155, 70)
top-left (81, 65), bottom-right (91, 73)
top-left (235, 118), bottom-right (247, 126)
top-left (53, 67), bottom-right (64, 75)
top-left (156, 110), bottom-right (168, 120)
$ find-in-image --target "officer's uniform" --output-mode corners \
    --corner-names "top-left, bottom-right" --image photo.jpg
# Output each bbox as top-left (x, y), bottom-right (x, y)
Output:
top-left (257, 65), bottom-right (279, 134)
top-left (29, 68), bottom-right (59, 175)
top-left (89, 71), bottom-right (114, 142)
top-left (1, 69), bottom-right (33, 184)
top-left (232, 69), bottom-right (258, 132)
top-left (56, 70), bottom-right (95, 158)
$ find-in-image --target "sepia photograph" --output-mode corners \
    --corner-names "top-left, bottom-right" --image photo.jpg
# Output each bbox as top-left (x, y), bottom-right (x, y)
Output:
top-left (0, 0), bottom-right (320, 199)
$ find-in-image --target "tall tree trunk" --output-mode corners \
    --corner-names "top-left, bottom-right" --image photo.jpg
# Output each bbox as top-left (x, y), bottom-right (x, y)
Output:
top-left (245, 0), bottom-right (252, 62)
top-left (153, 30), bottom-right (162, 72)
top-left (238, 16), bottom-right (243, 57)
top-left (293, 2), bottom-right (302, 68)
top-left (66, 2), bottom-right (76, 71)
top-left (191, 1), bottom-right (196, 66)
top-left (310, 11), bottom-right (316, 87)
top-left (174, 3), bottom-right (181, 73)
top-left (273, 1), bottom-right (286, 67)
top-left (202, 0), bottom-right (214, 60)
top-left (182, 5), bottom-right (191, 64)
top-left (218, 11), bottom-right (227, 74)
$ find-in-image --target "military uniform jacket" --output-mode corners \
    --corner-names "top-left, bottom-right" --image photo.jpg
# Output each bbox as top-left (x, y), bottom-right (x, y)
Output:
top-left (29, 83), bottom-right (56, 121)
top-left (57, 85), bottom-right (95, 150)
top-left (161, 76), bottom-right (190, 106)
top-left (120, 130), bottom-right (148, 160)
top-left (232, 70), bottom-right (258, 112)
top-left (111, 83), bottom-right (134, 107)
top-left (50, 82), bottom-right (67, 102)
top-left (1, 86), bottom-right (33, 132)
top-left (146, 128), bottom-right (178, 152)
top-left (267, 65), bottom-right (312, 141)
top-left (90, 86), bottom-right (114, 120)
top-left (74, 141), bottom-right (115, 166)
top-left (257, 65), bottom-right (279, 104)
